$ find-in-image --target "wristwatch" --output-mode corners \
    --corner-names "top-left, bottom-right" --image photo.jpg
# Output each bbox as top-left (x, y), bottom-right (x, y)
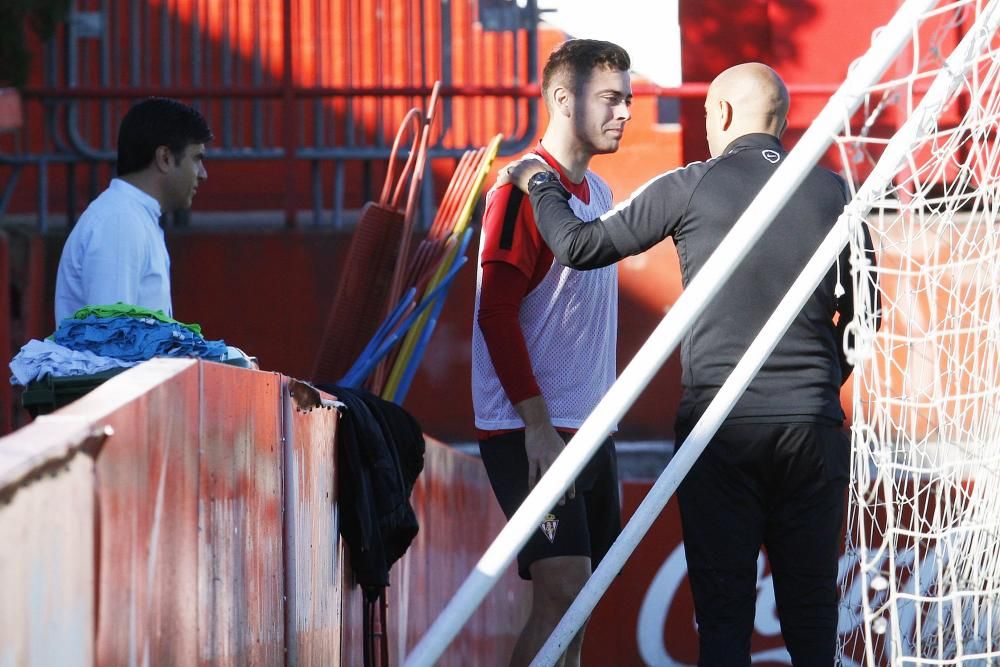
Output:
top-left (526, 169), bottom-right (560, 193)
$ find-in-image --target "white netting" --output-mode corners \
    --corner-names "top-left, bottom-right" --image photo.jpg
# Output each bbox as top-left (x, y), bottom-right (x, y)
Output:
top-left (837, 1), bottom-right (1000, 664)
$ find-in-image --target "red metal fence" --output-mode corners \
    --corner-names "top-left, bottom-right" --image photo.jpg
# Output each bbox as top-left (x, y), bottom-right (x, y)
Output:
top-left (3, 0), bottom-right (879, 231)
top-left (0, 359), bottom-right (525, 664)
top-left (1, 0), bottom-right (541, 228)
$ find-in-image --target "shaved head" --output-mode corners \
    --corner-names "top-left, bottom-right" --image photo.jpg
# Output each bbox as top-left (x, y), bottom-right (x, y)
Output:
top-left (704, 63), bottom-right (789, 157)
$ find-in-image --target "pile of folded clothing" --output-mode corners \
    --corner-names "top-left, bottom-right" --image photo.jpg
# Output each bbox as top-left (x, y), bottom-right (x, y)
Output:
top-left (9, 303), bottom-right (228, 386)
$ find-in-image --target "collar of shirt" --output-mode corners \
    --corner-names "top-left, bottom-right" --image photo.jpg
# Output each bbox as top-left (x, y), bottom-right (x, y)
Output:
top-left (109, 178), bottom-right (163, 222)
top-left (724, 133), bottom-right (785, 155)
top-left (533, 142), bottom-right (591, 203)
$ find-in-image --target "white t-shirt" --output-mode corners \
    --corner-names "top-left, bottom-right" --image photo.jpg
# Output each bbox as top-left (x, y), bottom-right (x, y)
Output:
top-left (54, 178), bottom-right (171, 323)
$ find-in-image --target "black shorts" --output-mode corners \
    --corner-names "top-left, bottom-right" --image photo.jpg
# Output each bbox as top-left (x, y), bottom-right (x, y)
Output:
top-left (478, 430), bottom-right (622, 580)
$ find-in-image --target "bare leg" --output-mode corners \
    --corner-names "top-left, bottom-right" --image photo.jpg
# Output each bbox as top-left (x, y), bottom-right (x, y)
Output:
top-left (509, 555), bottom-right (591, 667)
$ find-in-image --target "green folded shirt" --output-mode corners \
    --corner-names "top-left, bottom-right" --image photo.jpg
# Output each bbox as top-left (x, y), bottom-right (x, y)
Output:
top-left (70, 303), bottom-right (203, 336)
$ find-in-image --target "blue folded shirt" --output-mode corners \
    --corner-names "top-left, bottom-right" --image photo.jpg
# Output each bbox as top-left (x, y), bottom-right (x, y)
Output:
top-left (53, 315), bottom-right (228, 363)
top-left (9, 339), bottom-right (137, 386)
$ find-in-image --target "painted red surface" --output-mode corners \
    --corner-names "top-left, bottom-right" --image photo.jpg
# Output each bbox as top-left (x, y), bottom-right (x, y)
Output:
top-left (50, 361), bottom-right (288, 665)
top-left (282, 379), bottom-right (343, 664)
top-left (2, 359), bottom-right (527, 663)
top-left (3, 0), bottom-right (534, 216)
top-left (0, 88), bottom-right (23, 131)
top-left (4, 0), bottom-right (902, 213)
top-left (23, 236), bottom-right (45, 343)
top-left (62, 361), bottom-right (203, 664)
top-left (197, 364), bottom-right (286, 664)
top-left (0, 232), bottom-right (9, 435)
top-left (676, 0), bottom-right (901, 168)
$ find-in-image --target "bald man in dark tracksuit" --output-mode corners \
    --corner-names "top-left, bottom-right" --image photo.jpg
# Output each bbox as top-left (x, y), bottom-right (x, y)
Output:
top-left (503, 63), bottom-right (879, 666)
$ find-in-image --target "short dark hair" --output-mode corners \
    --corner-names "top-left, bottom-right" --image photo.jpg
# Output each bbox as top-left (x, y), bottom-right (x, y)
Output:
top-left (116, 98), bottom-right (213, 176)
top-left (541, 39), bottom-right (631, 99)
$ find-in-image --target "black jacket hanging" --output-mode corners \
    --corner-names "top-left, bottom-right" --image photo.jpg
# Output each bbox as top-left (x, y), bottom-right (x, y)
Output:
top-left (319, 384), bottom-right (425, 597)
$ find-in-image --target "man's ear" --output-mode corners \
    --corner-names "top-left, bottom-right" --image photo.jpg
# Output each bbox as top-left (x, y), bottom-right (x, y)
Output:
top-left (551, 85), bottom-right (572, 118)
top-left (719, 100), bottom-right (734, 132)
top-left (778, 116), bottom-right (788, 138)
top-left (153, 145), bottom-right (173, 173)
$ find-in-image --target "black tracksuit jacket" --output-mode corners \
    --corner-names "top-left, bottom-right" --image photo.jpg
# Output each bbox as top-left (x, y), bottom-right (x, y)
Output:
top-left (527, 133), bottom-right (878, 426)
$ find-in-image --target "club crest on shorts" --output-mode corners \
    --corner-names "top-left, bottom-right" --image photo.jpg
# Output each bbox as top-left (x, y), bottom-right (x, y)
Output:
top-left (539, 513), bottom-right (559, 543)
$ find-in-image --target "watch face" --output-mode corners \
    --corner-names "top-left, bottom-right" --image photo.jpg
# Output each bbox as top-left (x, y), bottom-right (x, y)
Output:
top-left (528, 171), bottom-right (557, 190)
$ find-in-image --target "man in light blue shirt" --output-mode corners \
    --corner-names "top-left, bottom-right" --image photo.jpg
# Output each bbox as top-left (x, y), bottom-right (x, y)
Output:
top-left (55, 98), bottom-right (213, 323)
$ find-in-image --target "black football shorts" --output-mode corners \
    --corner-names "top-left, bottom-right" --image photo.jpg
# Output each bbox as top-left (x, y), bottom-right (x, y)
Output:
top-left (478, 430), bottom-right (622, 580)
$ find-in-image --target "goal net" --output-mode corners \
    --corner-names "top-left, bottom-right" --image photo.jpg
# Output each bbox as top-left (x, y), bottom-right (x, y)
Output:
top-left (836, 1), bottom-right (1000, 664)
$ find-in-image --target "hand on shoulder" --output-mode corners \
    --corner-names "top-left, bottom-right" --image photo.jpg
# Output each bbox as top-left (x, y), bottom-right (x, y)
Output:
top-left (495, 155), bottom-right (556, 193)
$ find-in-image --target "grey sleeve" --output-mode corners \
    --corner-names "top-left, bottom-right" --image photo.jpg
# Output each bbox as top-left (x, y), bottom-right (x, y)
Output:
top-left (528, 164), bottom-right (705, 270)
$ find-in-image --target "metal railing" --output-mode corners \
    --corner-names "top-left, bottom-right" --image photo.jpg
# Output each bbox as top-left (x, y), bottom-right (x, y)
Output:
top-left (0, 0), bottom-right (541, 229)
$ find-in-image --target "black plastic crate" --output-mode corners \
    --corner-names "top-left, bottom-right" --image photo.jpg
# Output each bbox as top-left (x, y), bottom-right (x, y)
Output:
top-left (21, 368), bottom-right (127, 417)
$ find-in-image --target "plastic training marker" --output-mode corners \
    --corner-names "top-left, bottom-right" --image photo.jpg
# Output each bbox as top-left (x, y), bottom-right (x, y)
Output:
top-left (381, 134), bottom-right (503, 401)
top-left (311, 103), bottom-right (426, 384)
